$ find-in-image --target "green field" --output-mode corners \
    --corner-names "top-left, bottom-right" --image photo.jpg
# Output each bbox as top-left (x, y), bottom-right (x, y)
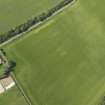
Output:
top-left (1, 0), bottom-right (105, 105)
top-left (0, 65), bottom-right (4, 76)
top-left (0, 0), bottom-right (62, 34)
top-left (0, 86), bottom-right (28, 105)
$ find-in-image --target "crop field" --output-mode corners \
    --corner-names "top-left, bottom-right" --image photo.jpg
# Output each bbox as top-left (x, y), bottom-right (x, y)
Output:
top-left (0, 0), bottom-right (62, 34)
top-left (1, 0), bottom-right (105, 105)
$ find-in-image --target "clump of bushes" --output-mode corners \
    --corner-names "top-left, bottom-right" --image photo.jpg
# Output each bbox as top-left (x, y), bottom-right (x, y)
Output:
top-left (98, 96), bottom-right (105, 105)
top-left (0, 49), bottom-right (16, 79)
top-left (4, 60), bottom-right (16, 76)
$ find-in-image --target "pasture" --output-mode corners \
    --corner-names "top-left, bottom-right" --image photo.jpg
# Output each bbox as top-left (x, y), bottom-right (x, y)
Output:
top-left (1, 0), bottom-right (105, 105)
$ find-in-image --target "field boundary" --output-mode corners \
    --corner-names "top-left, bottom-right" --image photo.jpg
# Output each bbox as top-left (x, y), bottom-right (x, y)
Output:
top-left (0, 48), bottom-right (33, 105)
top-left (0, 0), bottom-right (76, 47)
top-left (11, 73), bottom-right (34, 105)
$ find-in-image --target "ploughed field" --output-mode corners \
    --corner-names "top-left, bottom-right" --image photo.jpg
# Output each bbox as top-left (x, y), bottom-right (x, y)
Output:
top-left (0, 0), bottom-right (62, 34)
top-left (1, 0), bottom-right (105, 105)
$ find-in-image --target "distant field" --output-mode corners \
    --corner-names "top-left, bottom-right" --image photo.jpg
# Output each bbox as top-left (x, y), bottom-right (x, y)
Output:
top-left (0, 0), bottom-right (62, 34)
top-left (3, 0), bottom-right (105, 105)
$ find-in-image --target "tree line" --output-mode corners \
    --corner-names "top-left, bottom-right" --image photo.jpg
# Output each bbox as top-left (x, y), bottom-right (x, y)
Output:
top-left (0, 0), bottom-right (73, 44)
